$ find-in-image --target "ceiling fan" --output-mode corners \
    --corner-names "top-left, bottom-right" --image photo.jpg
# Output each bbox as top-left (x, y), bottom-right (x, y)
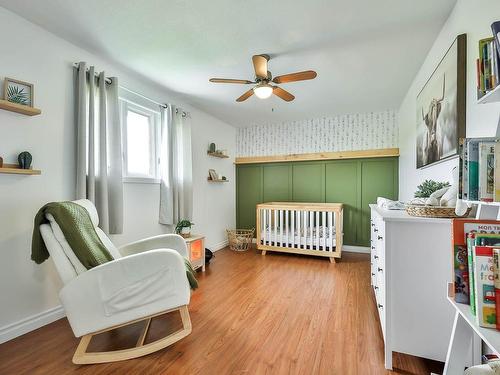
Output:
top-left (209, 54), bottom-right (317, 102)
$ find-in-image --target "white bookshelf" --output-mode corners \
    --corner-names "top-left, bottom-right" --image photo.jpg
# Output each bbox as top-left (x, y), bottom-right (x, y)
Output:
top-left (443, 283), bottom-right (500, 374)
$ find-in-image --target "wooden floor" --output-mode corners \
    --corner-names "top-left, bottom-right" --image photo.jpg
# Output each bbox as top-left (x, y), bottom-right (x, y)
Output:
top-left (0, 248), bottom-right (443, 375)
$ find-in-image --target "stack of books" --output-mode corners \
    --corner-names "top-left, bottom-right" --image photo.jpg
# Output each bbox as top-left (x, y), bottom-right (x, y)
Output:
top-left (459, 138), bottom-right (498, 202)
top-left (453, 219), bottom-right (500, 329)
top-left (477, 21), bottom-right (500, 99)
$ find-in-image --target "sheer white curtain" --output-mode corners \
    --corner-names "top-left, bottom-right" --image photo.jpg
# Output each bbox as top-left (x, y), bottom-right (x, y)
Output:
top-left (75, 62), bottom-right (123, 234)
top-left (159, 105), bottom-right (193, 225)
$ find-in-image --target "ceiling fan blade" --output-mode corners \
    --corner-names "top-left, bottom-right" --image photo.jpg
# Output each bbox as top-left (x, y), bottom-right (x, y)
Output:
top-left (273, 86), bottom-right (295, 102)
top-left (252, 55), bottom-right (269, 79)
top-left (272, 70), bottom-right (317, 84)
top-left (209, 78), bottom-right (253, 84)
top-left (236, 89), bottom-right (254, 102)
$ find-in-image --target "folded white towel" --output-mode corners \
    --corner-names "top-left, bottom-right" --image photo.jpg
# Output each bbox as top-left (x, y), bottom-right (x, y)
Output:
top-left (377, 197), bottom-right (405, 210)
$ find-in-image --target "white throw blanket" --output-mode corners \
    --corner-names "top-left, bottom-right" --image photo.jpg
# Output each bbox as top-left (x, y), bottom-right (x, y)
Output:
top-left (376, 197), bottom-right (405, 210)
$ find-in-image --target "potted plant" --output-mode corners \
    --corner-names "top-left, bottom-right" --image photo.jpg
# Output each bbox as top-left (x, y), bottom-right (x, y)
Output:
top-left (414, 179), bottom-right (450, 198)
top-left (175, 219), bottom-right (194, 238)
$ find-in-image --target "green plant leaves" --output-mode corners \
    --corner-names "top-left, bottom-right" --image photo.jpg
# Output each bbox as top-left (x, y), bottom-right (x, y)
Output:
top-left (7, 86), bottom-right (29, 105)
top-left (414, 179), bottom-right (450, 198)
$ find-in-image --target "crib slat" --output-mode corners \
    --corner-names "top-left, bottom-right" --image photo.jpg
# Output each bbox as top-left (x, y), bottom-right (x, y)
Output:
top-left (307, 211), bottom-right (314, 250)
top-left (279, 210), bottom-right (283, 246)
top-left (285, 210), bottom-right (289, 248)
top-left (315, 211), bottom-right (320, 250)
top-left (322, 211), bottom-right (326, 251)
top-left (273, 209), bottom-right (278, 246)
top-left (296, 210), bottom-right (300, 248)
top-left (263, 209), bottom-right (267, 245)
top-left (303, 211), bottom-right (307, 249)
top-left (268, 209), bottom-right (272, 246)
top-left (291, 210), bottom-right (295, 248)
top-left (329, 212), bottom-right (333, 252)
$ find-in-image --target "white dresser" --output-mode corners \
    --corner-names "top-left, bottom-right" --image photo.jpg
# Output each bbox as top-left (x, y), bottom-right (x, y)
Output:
top-left (370, 205), bottom-right (455, 369)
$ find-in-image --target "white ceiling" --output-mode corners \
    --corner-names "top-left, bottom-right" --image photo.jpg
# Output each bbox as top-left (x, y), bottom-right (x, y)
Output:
top-left (0, 0), bottom-right (457, 127)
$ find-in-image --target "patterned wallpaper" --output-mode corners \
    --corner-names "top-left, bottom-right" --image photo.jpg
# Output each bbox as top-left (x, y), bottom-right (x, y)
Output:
top-left (236, 110), bottom-right (398, 157)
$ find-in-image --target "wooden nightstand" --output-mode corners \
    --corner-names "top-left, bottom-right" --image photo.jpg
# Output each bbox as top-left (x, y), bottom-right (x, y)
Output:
top-left (184, 235), bottom-right (205, 272)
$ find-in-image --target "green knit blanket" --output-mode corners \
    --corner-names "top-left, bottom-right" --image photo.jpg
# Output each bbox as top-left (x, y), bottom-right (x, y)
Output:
top-left (32, 202), bottom-right (198, 289)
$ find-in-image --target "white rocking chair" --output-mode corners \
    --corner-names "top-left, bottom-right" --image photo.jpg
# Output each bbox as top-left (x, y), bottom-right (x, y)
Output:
top-left (39, 199), bottom-right (192, 364)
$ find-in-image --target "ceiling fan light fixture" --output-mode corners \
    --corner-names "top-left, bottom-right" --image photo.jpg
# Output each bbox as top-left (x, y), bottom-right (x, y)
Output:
top-left (253, 83), bottom-right (273, 99)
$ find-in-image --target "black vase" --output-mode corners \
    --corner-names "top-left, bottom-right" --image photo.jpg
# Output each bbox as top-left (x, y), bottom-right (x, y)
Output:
top-left (18, 151), bottom-right (32, 169)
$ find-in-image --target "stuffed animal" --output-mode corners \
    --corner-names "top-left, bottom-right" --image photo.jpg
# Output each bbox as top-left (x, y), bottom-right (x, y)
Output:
top-left (439, 166), bottom-right (458, 207)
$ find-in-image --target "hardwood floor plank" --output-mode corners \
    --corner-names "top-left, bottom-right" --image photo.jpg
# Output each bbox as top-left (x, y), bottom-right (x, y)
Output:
top-left (0, 248), bottom-right (443, 375)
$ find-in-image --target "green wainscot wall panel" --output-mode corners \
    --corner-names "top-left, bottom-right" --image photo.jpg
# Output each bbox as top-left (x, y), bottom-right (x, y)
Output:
top-left (291, 163), bottom-right (325, 202)
top-left (263, 164), bottom-right (291, 202)
top-left (236, 165), bottom-right (262, 230)
top-left (325, 160), bottom-right (359, 246)
top-left (358, 158), bottom-right (398, 246)
top-left (236, 157), bottom-right (399, 247)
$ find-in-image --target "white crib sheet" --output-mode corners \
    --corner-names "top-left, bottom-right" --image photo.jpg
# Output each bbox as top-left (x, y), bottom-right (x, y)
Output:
top-left (260, 226), bottom-right (337, 249)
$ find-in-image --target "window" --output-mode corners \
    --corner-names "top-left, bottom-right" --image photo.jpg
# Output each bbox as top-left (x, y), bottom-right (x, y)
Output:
top-left (120, 100), bottom-right (161, 183)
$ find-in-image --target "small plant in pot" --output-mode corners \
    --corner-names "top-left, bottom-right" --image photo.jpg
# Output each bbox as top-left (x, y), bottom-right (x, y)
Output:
top-left (175, 220), bottom-right (194, 238)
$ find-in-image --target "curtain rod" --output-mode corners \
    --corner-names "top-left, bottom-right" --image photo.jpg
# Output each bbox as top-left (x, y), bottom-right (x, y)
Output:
top-left (73, 63), bottom-right (172, 110)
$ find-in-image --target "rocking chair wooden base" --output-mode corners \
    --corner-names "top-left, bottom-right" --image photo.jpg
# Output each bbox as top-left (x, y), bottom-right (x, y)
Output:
top-left (72, 305), bottom-right (191, 365)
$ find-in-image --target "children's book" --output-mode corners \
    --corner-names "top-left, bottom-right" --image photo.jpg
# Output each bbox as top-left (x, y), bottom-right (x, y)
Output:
top-left (468, 140), bottom-right (480, 201)
top-left (495, 140), bottom-right (500, 202)
top-left (468, 233), bottom-right (477, 314)
top-left (494, 248), bottom-right (500, 330)
top-left (479, 142), bottom-right (495, 202)
top-left (452, 219), bottom-right (500, 304)
top-left (474, 245), bottom-right (496, 328)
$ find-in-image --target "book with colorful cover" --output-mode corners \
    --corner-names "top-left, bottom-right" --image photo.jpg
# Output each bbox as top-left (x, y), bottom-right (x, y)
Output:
top-left (452, 219), bottom-right (500, 304)
top-left (474, 245), bottom-right (496, 328)
top-left (495, 140), bottom-right (500, 202)
top-left (463, 138), bottom-right (469, 200)
top-left (494, 248), bottom-right (500, 331)
top-left (468, 140), bottom-right (480, 201)
top-left (479, 142), bottom-right (495, 202)
top-left (468, 233), bottom-right (477, 315)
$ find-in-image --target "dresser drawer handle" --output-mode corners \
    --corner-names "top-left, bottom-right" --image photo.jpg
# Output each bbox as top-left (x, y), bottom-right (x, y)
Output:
top-left (377, 236), bottom-right (383, 240)
top-left (378, 267), bottom-right (383, 272)
top-left (371, 223), bottom-right (375, 227)
top-left (374, 255), bottom-right (379, 259)
top-left (378, 304), bottom-right (383, 309)
top-left (374, 286), bottom-right (379, 290)
top-left (374, 229), bottom-right (378, 232)
top-left (371, 246), bottom-right (375, 250)
top-left (371, 273), bottom-right (375, 276)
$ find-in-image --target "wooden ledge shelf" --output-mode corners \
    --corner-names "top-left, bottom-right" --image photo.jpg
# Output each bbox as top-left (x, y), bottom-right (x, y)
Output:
top-left (207, 151), bottom-right (229, 158)
top-left (0, 163), bottom-right (41, 175)
top-left (0, 99), bottom-right (41, 116)
top-left (234, 148), bottom-right (399, 165)
top-left (207, 178), bottom-right (229, 183)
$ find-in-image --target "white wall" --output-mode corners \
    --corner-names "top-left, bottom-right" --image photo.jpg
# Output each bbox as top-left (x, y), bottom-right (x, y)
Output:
top-left (0, 7), bottom-right (235, 341)
top-left (236, 110), bottom-right (398, 157)
top-left (398, 0), bottom-right (500, 200)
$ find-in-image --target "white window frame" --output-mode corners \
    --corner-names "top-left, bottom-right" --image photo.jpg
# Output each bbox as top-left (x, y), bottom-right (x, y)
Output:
top-left (120, 98), bottom-right (161, 184)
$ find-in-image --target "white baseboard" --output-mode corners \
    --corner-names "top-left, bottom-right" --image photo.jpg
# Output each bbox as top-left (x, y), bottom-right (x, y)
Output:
top-left (0, 305), bottom-right (65, 344)
top-left (342, 245), bottom-right (370, 254)
top-left (208, 239), bottom-right (228, 252)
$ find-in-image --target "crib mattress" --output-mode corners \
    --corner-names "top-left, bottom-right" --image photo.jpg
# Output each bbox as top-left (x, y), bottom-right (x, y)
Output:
top-left (261, 227), bottom-right (337, 249)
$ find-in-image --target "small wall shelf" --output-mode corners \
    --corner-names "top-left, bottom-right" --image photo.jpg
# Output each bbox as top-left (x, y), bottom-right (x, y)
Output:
top-left (207, 178), bottom-right (229, 183)
top-left (0, 163), bottom-right (41, 175)
top-left (207, 151), bottom-right (229, 159)
top-left (478, 85), bottom-right (500, 104)
top-left (0, 99), bottom-right (41, 116)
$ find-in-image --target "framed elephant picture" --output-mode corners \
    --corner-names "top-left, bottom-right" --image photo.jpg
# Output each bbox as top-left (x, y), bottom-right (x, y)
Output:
top-left (416, 33), bottom-right (466, 169)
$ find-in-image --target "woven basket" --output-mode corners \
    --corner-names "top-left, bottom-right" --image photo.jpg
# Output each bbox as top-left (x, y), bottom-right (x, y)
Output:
top-left (227, 228), bottom-right (254, 252)
top-left (405, 204), bottom-right (471, 218)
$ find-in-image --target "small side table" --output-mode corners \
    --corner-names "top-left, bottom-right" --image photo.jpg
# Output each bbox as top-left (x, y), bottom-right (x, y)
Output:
top-left (184, 235), bottom-right (205, 272)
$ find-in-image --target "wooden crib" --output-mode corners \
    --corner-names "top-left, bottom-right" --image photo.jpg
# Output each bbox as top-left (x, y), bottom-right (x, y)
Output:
top-left (256, 202), bottom-right (343, 262)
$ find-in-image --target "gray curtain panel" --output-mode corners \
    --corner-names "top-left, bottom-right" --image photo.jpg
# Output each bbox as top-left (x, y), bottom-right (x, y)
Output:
top-left (159, 105), bottom-right (193, 225)
top-left (75, 62), bottom-right (123, 234)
